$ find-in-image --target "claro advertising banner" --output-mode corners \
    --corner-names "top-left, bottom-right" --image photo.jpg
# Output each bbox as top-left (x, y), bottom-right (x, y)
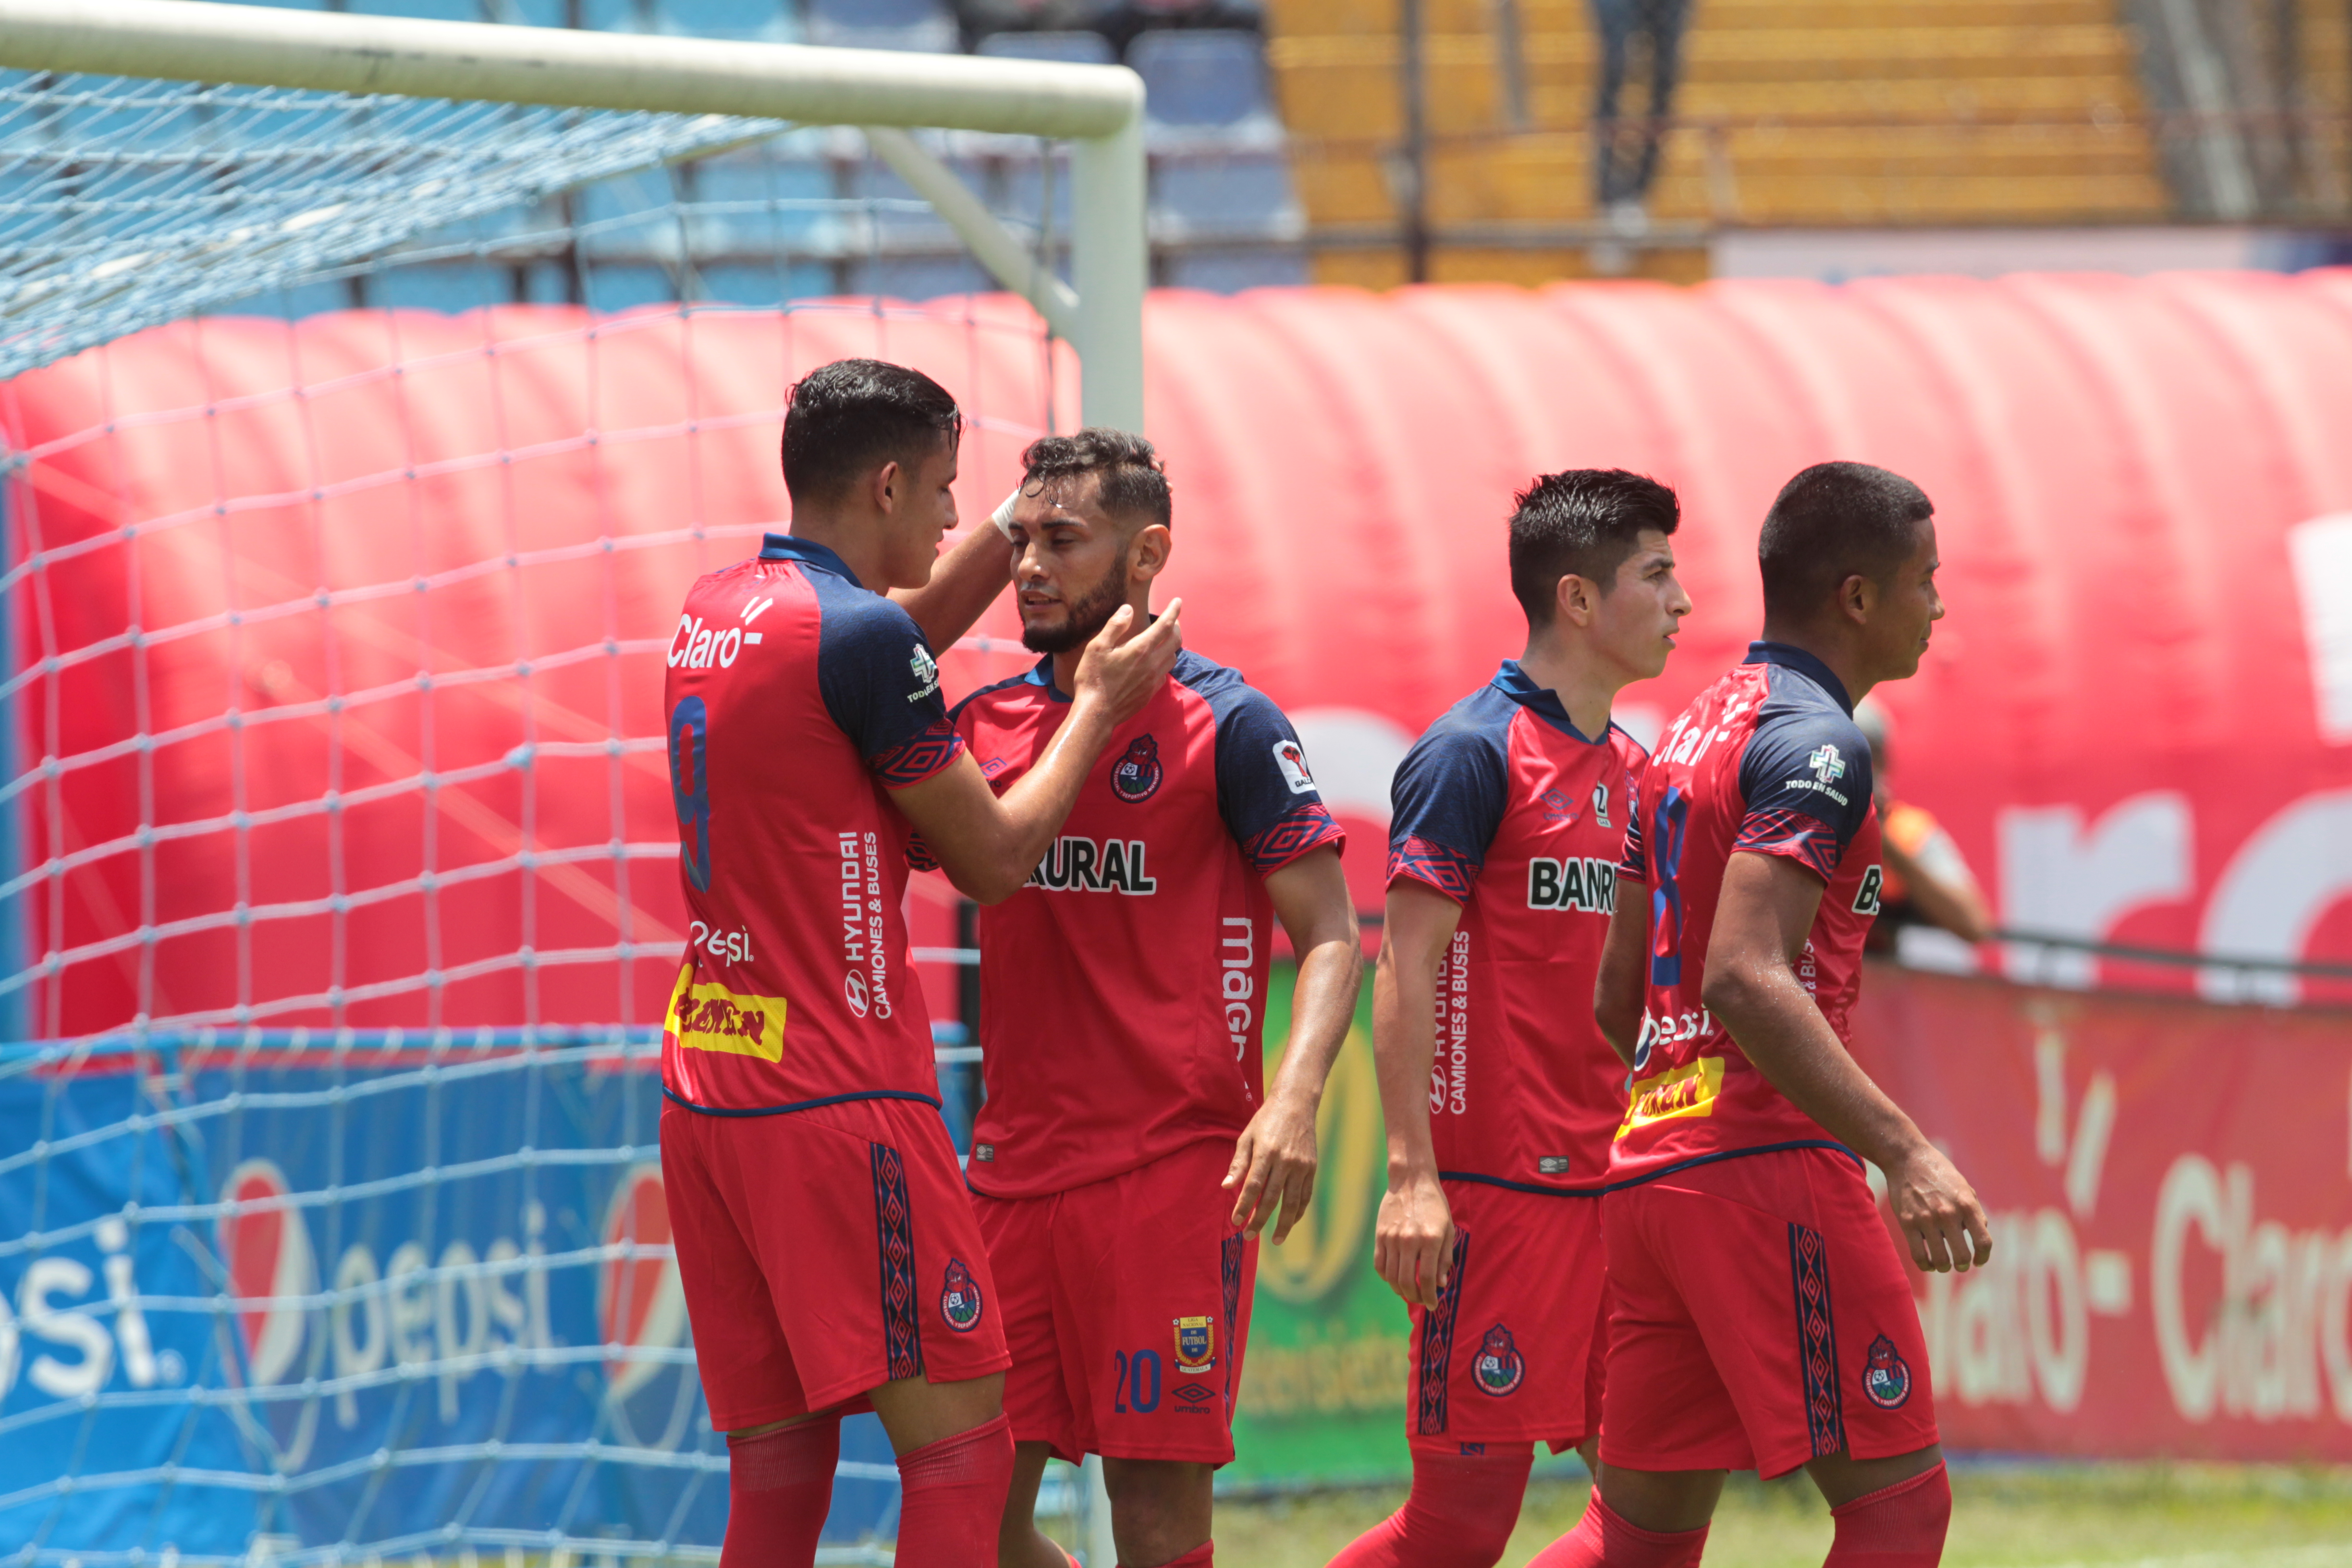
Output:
top-left (1227, 964), bottom-right (2352, 1479)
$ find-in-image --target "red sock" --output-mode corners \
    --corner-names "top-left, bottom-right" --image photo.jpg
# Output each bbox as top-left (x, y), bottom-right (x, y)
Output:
top-left (721, 1416), bottom-right (839, 1568)
top-left (894, 1412), bottom-right (1015, 1568)
top-left (1326, 1443), bottom-right (1534, 1568)
top-left (1825, 1463), bottom-right (1950, 1567)
top-left (1526, 1488), bottom-right (1709, 1568)
top-left (1126, 1542), bottom-right (1214, 1568)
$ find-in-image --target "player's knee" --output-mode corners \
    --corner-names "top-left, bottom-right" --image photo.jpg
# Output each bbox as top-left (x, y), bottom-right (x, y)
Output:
top-left (1825, 1460), bottom-right (1950, 1567)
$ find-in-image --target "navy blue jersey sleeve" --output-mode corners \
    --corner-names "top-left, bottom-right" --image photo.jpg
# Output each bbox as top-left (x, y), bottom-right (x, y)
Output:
top-left (1208, 684), bottom-right (1346, 876)
top-left (1733, 705), bottom-right (1874, 881)
top-left (814, 588), bottom-right (964, 789)
top-left (1385, 721), bottom-right (1507, 904)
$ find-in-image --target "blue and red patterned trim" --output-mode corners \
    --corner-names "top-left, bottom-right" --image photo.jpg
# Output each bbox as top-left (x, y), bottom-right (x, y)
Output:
top-left (1388, 835), bottom-right (1479, 904)
top-left (1221, 1231), bottom-right (1245, 1414)
top-left (870, 718), bottom-right (965, 790)
top-left (1734, 806), bottom-right (1844, 882)
top-left (1243, 801), bottom-right (1347, 876)
top-left (1617, 813), bottom-right (1649, 881)
top-left (871, 1141), bottom-right (925, 1383)
top-left (1788, 1221), bottom-right (1844, 1458)
top-left (1414, 1229), bottom-right (1471, 1435)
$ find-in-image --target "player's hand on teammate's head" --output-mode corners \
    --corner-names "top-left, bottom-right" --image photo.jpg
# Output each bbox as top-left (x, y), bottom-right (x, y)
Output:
top-left (1372, 1171), bottom-right (1456, 1310)
top-left (1885, 1142), bottom-right (1992, 1273)
top-left (1072, 597), bottom-right (1182, 726)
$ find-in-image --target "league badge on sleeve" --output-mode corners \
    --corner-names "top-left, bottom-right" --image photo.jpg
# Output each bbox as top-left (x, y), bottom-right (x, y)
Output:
top-left (1111, 735), bottom-right (1164, 802)
top-left (941, 1258), bottom-right (985, 1333)
top-left (1272, 739), bottom-right (1315, 794)
top-left (1472, 1322), bottom-right (1525, 1396)
top-left (1174, 1315), bottom-right (1217, 1374)
top-left (1861, 1334), bottom-right (1912, 1408)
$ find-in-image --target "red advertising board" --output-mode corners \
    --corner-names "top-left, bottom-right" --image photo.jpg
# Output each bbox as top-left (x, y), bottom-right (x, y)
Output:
top-left (1853, 966), bottom-right (2352, 1458)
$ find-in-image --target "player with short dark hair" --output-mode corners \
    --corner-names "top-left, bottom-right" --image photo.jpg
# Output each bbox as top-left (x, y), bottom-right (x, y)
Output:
top-left (658, 363), bottom-right (1182, 1568)
top-left (950, 430), bottom-right (1362, 1568)
top-left (1535, 460), bottom-right (1992, 1568)
top-left (1328, 470), bottom-right (1690, 1568)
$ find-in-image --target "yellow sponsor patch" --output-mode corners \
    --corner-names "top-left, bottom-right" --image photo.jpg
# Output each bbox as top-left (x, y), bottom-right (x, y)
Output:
top-left (1616, 1056), bottom-right (1726, 1139)
top-left (664, 969), bottom-right (786, 1063)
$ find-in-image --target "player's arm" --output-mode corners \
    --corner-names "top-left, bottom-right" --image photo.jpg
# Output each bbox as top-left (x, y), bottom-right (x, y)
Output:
top-left (1224, 848), bottom-right (1361, 1243)
top-left (1879, 819), bottom-right (1993, 943)
top-left (892, 602), bottom-right (1183, 903)
top-left (1703, 850), bottom-right (1992, 1273)
top-left (889, 522), bottom-right (1013, 652)
top-left (1369, 881), bottom-right (1460, 1310)
top-left (1596, 779), bottom-right (1652, 1068)
top-left (1595, 876), bottom-right (1648, 1069)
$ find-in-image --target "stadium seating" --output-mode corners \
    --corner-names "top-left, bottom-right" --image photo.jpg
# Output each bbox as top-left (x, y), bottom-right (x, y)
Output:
top-left (807, 0), bottom-right (961, 51)
top-left (1263, 0), bottom-right (2235, 283)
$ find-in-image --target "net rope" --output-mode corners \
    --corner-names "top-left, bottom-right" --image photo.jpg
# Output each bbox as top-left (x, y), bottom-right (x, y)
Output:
top-left (0, 64), bottom-right (1067, 1568)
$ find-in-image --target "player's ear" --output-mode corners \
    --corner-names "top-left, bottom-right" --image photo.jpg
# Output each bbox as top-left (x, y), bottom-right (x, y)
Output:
top-left (870, 458), bottom-right (902, 515)
top-left (1128, 522), bottom-right (1171, 582)
top-left (1554, 572), bottom-right (1594, 628)
top-left (1838, 570), bottom-right (1875, 625)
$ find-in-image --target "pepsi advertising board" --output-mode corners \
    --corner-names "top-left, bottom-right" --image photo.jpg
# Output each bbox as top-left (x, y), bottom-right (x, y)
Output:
top-left (0, 1033), bottom-right (897, 1563)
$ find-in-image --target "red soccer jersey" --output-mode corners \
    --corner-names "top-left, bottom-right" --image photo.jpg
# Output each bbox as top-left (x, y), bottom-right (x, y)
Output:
top-left (1386, 661), bottom-right (1649, 1192)
top-left (948, 649), bottom-right (1346, 1199)
top-left (659, 535), bottom-right (964, 1115)
top-left (1609, 642), bottom-right (1886, 1183)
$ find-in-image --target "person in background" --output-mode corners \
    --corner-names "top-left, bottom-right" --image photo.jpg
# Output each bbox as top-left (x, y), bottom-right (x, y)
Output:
top-left (1587, 0), bottom-right (1692, 268)
top-left (1852, 698), bottom-right (1993, 955)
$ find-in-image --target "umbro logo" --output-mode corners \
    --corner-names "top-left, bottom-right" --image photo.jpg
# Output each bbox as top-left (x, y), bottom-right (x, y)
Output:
top-left (1172, 1382), bottom-right (1217, 1406)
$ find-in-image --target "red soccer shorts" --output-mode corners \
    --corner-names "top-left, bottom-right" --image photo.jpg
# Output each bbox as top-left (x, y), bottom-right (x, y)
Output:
top-left (1407, 1180), bottom-right (1608, 1453)
top-left (1599, 1145), bottom-right (1939, 1479)
top-left (972, 1139), bottom-right (1257, 1465)
top-left (661, 1095), bottom-right (1011, 1432)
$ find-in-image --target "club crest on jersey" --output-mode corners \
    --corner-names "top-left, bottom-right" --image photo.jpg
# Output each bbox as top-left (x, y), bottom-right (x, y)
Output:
top-left (1861, 1334), bottom-right (1912, 1408)
top-left (1472, 1323), bottom-right (1525, 1396)
top-left (1175, 1315), bottom-right (1216, 1374)
top-left (941, 1258), bottom-right (984, 1332)
top-left (1809, 744), bottom-right (1846, 784)
top-left (1273, 739), bottom-right (1316, 795)
top-left (1111, 735), bottom-right (1164, 802)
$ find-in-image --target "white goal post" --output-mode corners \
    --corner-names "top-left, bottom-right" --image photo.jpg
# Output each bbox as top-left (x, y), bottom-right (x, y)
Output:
top-left (0, 0), bottom-right (1149, 428)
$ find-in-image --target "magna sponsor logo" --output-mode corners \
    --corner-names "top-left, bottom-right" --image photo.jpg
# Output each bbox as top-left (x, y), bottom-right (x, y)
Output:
top-left (1427, 930), bottom-right (1471, 1115)
top-left (1527, 856), bottom-right (1616, 913)
top-left (1220, 917), bottom-right (1255, 1060)
top-left (840, 831), bottom-right (893, 1020)
top-left (1026, 835), bottom-right (1159, 894)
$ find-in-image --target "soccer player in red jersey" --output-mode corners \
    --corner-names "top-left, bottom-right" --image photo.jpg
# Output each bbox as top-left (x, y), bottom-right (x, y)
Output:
top-left (947, 431), bottom-right (1363, 1568)
top-left (1537, 463), bottom-right (1994, 1568)
top-left (658, 363), bottom-right (1181, 1568)
top-left (1327, 471), bottom-right (1690, 1568)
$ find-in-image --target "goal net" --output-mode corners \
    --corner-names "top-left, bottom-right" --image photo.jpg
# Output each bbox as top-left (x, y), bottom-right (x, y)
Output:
top-left (0, 5), bottom-right (1140, 1562)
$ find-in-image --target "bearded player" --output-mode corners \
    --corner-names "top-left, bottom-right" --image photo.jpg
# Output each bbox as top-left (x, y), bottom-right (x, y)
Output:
top-left (948, 430), bottom-right (1363, 1568)
top-left (658, 363), bottom-right (1180, 1568)
top-left (1538, 462), bottom-right (1993, 1568)
top-left (1328, 471), bottom-right (1690, 1568)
